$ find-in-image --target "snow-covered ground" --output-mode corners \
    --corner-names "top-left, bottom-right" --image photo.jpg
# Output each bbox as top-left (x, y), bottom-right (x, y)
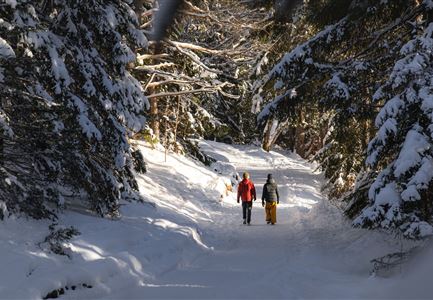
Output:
top-left (1, 140), bottom-right (432, 299)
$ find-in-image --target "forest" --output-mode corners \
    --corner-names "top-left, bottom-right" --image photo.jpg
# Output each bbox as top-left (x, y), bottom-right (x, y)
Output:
top-left (2, 0), bottom-right (433, 298)
top-left (0, 0), bottom-right (433, 258)
top-left (2, 0), bottom-right (432, 236)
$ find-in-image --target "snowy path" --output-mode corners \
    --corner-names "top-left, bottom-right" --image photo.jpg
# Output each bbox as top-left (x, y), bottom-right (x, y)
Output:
top-left (2, 140), bottom-right (430, 299)
top-left (105, 142), bottom-right (419, 299)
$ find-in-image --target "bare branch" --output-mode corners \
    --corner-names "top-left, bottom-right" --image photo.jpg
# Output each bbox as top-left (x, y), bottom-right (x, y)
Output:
top-left (135, 62), bottom-right (175, 70)
top-left (147, 88), bottom-right (216, 98)
top-left (167, 40), bottom-right (224, 55)
top-left (147, 79), bottom-right (199, 88)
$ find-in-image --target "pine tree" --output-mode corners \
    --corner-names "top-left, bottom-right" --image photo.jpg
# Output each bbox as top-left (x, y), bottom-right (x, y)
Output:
top-left (253, 0), bottom-right (417, 200)
top-left (354, 15), bottom-right (433, 238)
top-left (252, 0), bottom-right (433, 236)
top-left (1, 0), bottom-right (148, 218)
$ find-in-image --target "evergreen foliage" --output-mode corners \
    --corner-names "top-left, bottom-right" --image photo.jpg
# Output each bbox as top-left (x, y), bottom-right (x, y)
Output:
top-left (0, 0), bottom-right (148, 218)
top-left (253, 0), bottom-right (433, 237)
top-left (3, 0), bottom-right (433, 239)
top-left (355, 19), bottom-right (433, 238)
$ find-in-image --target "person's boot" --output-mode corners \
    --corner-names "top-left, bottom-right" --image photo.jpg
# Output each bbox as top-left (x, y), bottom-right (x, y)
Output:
top-left (243, 219), bottom-right (246, 225)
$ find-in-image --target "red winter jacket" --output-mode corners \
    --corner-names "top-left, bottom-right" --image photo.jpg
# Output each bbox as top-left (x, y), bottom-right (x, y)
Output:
top-left (237, 179), bottom-right (256, 202)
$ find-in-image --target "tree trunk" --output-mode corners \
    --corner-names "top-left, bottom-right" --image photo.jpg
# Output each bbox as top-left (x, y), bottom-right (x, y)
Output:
top-left (262, 118), bottom-right (287, 152)
top-left (150, 97), bottom-right (160, 140)
top-left (294, 109), bottom-right (305, 157)
top-left (149, 42), bottom-right (161, 141)
top-left (262, 119), bottom-right (274, 151)
top-left (173, 96), bottom-right (181, 152)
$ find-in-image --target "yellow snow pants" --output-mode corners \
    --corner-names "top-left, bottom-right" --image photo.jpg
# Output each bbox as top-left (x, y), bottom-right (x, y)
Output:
top-left (265, 201), bottom-right (277, 224)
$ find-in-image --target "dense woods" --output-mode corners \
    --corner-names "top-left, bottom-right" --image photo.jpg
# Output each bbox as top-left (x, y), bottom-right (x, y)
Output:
top-left (253, 0), bottom-right (433, 238)
top-left (1, 0), bottom-right (433, 238)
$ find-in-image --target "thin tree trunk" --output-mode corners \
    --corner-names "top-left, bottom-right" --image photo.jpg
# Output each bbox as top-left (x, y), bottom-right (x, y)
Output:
top-left (163, 99), bottom-right (170, 162)
top-left (149, 98), bottom-right (160, 140)
top-left (262, 119), bottom-right (273, 152)
top-left (295, 108), bottom-right (305, 157)
top-left (173, 96), bottom-right (181, 152)
top-left (149, 42), bottom-right (161, 141)
top-left (262, 118), bottom-right (286, 151)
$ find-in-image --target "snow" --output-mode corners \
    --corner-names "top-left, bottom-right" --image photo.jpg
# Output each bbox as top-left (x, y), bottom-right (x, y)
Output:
top-left (5, 0), bottom-right (17, 8)
top-left (257, 89), bottom-right (294, 122)
top-left (13, 9), bottom-right (37, 27)
top-left (264, 18), bottom-right (347, 81)
top-left (104, 5), bottom-right (119, 29)
top-left (391, 53), bottom-right (428, 88)
top-left (324, 72), bottom-right (350, 100)
top-left (0, 37), bottom-right (15, 59)
top-left (426, 0), bottom-right (433, 9)
top-left (0, 140), bottom-right (431, 299)
top-left (70, 94), bottom-right (103, 140)
top-left (0, 109), bottom-right (13, 137)
top-left (372, 86), bottom-right (384, 101)
top-left (253, 20), bottom-right (350, 125)
top-left (374, 95), bottom-right (404, 127)
top-left (255, 52), bottom-right (269, 76)
top-left (362, 21), bottom-right (433, 235)
top-left (273, 79), bottom-right (284, 90)
top-left (377, 117), bottom-right (397, 140)
top-left (34, 83), bottom-right (54, 104)
top-left (0, 18), bottom-right (13, 31)
top-left (401, 185), bottom-right (421, 202)
top-left (400, 156), bottom-right (433, 202)
top-left (113, 41), bottom-right (135, 64)
top-left (393, 127), bottom-right (429, 178)
top-left (48, 47), bottom-right (72, 94)
top-left (372, 182), bottom-right (401, 207)
top-left (353, 60), bottom-right (368, 71)
top-left (251, 93), bottom-right (263, 114)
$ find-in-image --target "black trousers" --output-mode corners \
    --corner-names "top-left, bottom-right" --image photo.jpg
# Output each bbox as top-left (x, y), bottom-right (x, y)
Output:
top-left (242, 201), bottom-right (253, 223)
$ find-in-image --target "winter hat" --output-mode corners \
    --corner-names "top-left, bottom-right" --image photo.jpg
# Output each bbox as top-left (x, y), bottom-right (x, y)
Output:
top-left (243, 172), bottom-right (250, 179)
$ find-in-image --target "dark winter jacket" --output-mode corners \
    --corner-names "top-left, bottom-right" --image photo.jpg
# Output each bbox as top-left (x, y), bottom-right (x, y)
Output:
top-left (262, 177), bottom-right (279, 202)
top-left (237, 179), bottom-right (256, 202)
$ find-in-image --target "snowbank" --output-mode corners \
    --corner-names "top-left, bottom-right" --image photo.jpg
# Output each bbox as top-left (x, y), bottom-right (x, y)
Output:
top-left (1, 140), bottom-right (432, 299)
top-left (0, 140), bottom-right (231, 299)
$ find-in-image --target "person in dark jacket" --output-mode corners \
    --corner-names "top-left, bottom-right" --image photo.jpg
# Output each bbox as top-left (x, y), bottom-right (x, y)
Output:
top-left (262, 174), bottom-right (279, 225)
top-left (237, 172), bottom-right (256, 225)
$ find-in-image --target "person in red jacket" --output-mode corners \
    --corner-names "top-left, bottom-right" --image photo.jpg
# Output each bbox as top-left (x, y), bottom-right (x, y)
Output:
top-left (237, 172), bottom-right (256, 225)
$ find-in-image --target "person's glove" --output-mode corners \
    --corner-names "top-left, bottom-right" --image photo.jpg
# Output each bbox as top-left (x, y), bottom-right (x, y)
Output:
top-left (262, 201), bottom-right (265, 207)
top-left (254, 198), bottom-right (256, 201)
top-left (277, 200), bottom-right (279, 204)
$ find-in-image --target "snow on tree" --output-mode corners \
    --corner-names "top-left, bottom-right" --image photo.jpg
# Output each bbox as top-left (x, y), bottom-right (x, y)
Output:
top-left (252, 1), bottom-right (369, 194)
top-left (133, 0), bottom-right (273, 154)
top-left (1, 0), bottom-right (148, 218)
top-left (247, 0), bottom-right (433, 239)
top-left (354, 19), bottom-right (433, 238)
top-left (252, 0), bottom-right (428, 203)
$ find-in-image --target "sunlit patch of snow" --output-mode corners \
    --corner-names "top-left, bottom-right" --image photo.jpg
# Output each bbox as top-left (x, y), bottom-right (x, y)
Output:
top-left (0, 140), bottom-right (428, 299)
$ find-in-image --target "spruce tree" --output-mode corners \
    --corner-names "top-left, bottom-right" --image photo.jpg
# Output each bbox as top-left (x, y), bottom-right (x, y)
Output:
top-left (355, 17), bottom-right (433, 238)
top-left (1, 0), bottom-right (148, 218)
top-left (253, 0), bottom-right (417, 200)
top-left (253, 0), bottom-right (433, 236)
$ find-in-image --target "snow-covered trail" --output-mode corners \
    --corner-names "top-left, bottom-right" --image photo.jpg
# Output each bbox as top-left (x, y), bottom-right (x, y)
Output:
top-left (2, 140), bottom-right (430, 299)
top-left (106, 141), bottom-right (418, 299)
